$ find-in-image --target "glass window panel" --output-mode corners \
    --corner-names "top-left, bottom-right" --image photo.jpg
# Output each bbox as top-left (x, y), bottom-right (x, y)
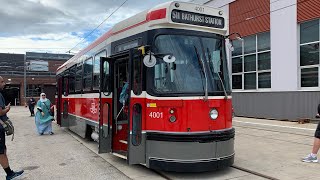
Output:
top-left (83, 58), bottom-right (93, 91)
top-left (301, 67), bottom-right (318, 87)
top-left (257, 32), bottom-right (270, 51)
top-left (232, 39), bottom-right (242, 56)
top-left (133, 53), bottom-right (142, 95)
top-left (300, 19), bottom-right (319, 44)
top-left (244, 73), bottom-right (256, 89)
top-left (244, 35), bottom-right (256, 54)
top-left (75, 64), bottom-right (82, 92)
top-left (132, 104), bottom-right (142, 146)
top-left (258, 52), bottom-right (271, 70)
top-left (258, 72), bottom-right (271, 88)
top-left (69, 66), bottom-right (76, 93)
top-left (93, 51), bottom-right (106, 90)
top-left (300, 43), bottom-right (319, 66)
top-left (232, 57), bottom-right (242, 73)
top-left (244, 54), bottom-right (256, 72)
top-left (232, 75), bottom-right (242, 89)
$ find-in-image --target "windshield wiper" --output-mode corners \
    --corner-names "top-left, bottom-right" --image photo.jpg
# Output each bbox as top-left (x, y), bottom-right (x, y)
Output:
top-left (206, 48), bottom-right (228, 100)
top-left (194, 46), bottom-right (208, 101)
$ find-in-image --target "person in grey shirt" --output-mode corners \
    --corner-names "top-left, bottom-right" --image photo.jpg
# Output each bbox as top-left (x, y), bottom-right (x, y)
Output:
top-left (0, 76), bottom-right (24, 179)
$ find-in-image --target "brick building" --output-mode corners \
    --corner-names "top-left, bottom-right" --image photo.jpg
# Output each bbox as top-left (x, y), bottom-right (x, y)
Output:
top-left (0, 52), bottom-right (73, 105)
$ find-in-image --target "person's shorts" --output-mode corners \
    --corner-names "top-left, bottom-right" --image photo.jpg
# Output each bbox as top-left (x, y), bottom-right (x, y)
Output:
top-left (0, 127), bottom-right (6, 154)
top-left (315, 121), bottom-right (320, 138)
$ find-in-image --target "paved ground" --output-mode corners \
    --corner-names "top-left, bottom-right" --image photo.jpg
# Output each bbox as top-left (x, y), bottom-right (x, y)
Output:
top-left (3, 106), bottom-right (320, 179)
top-left (0, 106), bottom-right (130, 180)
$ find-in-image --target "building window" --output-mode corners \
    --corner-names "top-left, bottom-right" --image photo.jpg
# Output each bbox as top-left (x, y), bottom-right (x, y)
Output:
top-left (300, 19), bottom-right (320, 87)
top-left (231, 31), bottom-right (271, 90)
top-left (26, 84), bottom-right (42, 97)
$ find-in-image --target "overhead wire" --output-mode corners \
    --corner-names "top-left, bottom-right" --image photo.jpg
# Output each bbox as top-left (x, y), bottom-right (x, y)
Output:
top-left (66, 0), bottom-right (129, 53)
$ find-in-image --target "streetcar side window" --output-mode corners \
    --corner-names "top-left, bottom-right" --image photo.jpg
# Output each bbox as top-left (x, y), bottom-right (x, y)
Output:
top-left (102, 61), bottom-right (110, 92)
top-left (132, 103), bottom-right (142, 146)
top-left (75, 63), bottom-right (83, 92)
top-left (69, 65), bottom-right (76, 94)
top-left (133, 53), bottom-right (142, 95)
top-left (63, 72), bottom-right (69, 96)
top-left (83, 57), bottom-right (93, 92)
top-left (93, 51), bottom-right (106, 90)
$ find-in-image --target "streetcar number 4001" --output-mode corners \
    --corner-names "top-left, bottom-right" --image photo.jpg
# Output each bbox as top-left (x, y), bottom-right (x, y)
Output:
top-left (149, 112), bottom-right (163, 119)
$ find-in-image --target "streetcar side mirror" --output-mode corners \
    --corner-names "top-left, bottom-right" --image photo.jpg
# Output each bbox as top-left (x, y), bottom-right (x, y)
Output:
top-left (163, 55), bottom-right (176, 63)
top-left (143, 54), bottom-right (157, 67)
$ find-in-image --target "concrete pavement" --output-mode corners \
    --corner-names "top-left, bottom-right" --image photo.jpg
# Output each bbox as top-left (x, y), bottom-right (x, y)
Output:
top-left (0, 106), bottom-right (130, 180)
top-left (4, 106), bottom-right (320, 179)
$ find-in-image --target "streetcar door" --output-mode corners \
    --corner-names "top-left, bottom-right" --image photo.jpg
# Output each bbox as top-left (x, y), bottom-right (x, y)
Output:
top-left (99, 57), bottom-right (113, 153)
top-left (127, 48), bottom-right (145, 165)
top-left (56, 76), bottom-right (63, 126)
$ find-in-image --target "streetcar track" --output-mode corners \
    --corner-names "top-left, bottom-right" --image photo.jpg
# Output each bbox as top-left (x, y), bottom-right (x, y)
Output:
top-left (235, 124), bottom-right (314, 137)
top-left (237, 132), bottom-right (312, 146)
top-left (150, 169), bottom-right (172, 180)
top-left (231, 165), bottom-right (279, 180)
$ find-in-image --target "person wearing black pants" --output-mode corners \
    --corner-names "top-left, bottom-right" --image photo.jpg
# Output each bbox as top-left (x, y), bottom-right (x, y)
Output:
top-left (302, 103), bottom-right (320, 163)
top-left (28, 97), bottom-right (36, 116)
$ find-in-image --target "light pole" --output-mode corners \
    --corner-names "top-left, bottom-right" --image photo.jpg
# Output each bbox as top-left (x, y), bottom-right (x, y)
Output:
top-left (24, 54), bottom-right (27, 106)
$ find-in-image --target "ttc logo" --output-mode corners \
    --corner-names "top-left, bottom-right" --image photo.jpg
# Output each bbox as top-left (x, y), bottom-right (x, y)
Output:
top-left (90, 103), bottom-right (98, 114)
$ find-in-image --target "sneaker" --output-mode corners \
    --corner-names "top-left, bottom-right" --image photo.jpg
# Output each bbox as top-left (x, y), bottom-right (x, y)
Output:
top-left (302, 154), bottom-right (318, 163)
top-left (6, 170), bottom-right (24, 180)
top-left (50, 132), bottom-right (54, 135)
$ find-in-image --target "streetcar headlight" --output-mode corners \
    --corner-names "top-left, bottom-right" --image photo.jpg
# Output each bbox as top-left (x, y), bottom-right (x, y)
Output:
top-left (209, 109), bottom-right (218, 120)
top-left (169, 108), bottom-right (175, 114)
top-left (169, 116), bottom-right (176, 123)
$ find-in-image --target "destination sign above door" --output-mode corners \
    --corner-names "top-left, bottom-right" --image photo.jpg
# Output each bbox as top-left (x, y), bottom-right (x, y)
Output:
top-left (171, 9), bottom-right (225, 29)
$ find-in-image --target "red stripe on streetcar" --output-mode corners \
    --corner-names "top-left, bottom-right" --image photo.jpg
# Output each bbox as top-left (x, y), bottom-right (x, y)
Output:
top-left (146, 8), bottom-right (167, 21)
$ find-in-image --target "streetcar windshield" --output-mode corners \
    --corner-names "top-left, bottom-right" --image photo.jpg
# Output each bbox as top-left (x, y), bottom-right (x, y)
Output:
top-left (149, 34), bottom-right (231, 96)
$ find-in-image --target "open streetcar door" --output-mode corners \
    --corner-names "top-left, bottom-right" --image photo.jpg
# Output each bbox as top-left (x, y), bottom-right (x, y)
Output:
top-left (127, 48), bottom-right (145, 165)
top-left (99, 57), bottom-right (113, 153)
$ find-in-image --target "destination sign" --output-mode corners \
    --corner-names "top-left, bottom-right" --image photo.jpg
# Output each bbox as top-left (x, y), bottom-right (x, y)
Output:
top-left (171, 9), bottom-right (225, 29)
top-left (115, 39), bottom-right (140, 53)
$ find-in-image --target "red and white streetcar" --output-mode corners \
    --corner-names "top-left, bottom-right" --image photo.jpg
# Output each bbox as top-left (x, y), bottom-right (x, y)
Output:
top-left (56, 1), bottom-right (234, 172)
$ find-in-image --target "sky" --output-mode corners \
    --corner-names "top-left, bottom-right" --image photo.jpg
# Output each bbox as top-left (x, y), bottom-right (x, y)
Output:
top-left (0, 0), bottom-right (192, 55)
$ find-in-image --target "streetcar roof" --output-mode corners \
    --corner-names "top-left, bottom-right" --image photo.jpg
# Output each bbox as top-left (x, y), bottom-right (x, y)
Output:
top-left (57, 1), bottom-right (227, 74)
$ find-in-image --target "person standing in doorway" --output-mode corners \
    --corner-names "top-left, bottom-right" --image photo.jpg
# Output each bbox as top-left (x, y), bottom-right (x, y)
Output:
top-left (0, 76), bottom-right (24, 179)
top-left (28, 97), bottom-right (36, 116)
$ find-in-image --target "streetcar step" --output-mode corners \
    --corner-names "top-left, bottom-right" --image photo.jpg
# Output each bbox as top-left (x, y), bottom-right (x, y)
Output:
top-left (119, 140), bottom-right (127, 144)
top-left (112, 152), bottom-right (127, 159)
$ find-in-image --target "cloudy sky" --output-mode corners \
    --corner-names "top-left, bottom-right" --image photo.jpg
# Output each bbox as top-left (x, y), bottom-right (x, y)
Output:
top-left (0, 0), bottom-right (192, 54)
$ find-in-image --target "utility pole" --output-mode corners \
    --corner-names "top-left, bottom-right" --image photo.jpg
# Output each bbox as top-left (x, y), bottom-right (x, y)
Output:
top-left (24, 54), bottom-right (27, 106)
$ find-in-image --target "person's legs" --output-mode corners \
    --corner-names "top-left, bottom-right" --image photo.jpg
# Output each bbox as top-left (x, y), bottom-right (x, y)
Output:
top-left (0, 129), bottom-right (24, 179)
top-left (31, 106), bottom-right (35, 116)
top-left (28, 106), bottom-right (32, 116)
top-left (0, 129), bottom-right (13, 176)
top-left (302, 121), bottom-right (320, 162)
top-left (312, 137), bottom-right (320, 154)
top-left (0, 137), bottom-right (9, 169)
